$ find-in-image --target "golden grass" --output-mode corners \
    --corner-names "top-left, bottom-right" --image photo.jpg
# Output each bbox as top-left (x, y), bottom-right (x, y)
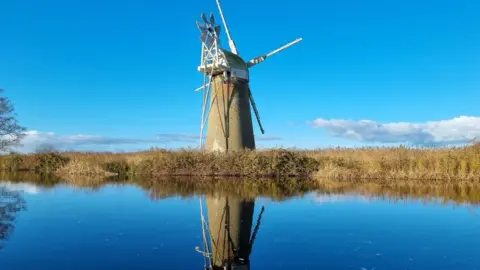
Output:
top-left (0, 149), bottom-right (318, 177)
top-left (1, 143), bottom-right (479, 183)
top-left (308, 143), bottom-right (480, 183)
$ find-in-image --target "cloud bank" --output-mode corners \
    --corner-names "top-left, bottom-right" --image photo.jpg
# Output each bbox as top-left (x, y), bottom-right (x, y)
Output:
top-left (313, 194), bottom-right (370, 205)
top-left (11, 130), bottom-right (281, 153)
top-left (0, 182), bottom-right (41, 195)
top-left (308, 116), bottom-right (480, 146)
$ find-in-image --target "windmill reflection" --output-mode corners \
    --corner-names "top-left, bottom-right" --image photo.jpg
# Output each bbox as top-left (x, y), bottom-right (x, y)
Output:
top-left (197, 195), bottom-right (264, 270)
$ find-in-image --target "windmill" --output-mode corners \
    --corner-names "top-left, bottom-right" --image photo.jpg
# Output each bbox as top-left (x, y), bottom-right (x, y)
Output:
top-left (195, 0), bottom-right (303, 152)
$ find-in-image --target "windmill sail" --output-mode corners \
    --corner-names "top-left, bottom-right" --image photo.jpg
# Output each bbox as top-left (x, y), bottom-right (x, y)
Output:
top-left (248, 87), bottom-right (265, 134)
top-left (196, 21), bottom-right (208, 33)
top-left (247, 38), bottom-right (303, 68)
top-left (209, 12), bottom-right (216, 26)
top-left (201, 13), bottom-right (209, 24)
top-left (215, 0), bottom-right (239, 55)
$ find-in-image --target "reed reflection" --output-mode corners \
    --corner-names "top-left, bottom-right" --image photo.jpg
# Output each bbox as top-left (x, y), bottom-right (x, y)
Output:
top-left (4, 173), bottom-right (480, 206)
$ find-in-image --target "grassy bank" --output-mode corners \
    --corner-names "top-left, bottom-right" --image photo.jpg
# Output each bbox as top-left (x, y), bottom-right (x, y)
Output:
top-left (1, 143), bottom-right (480, 182)
top-left (0, 149), bottom-right (318, 177)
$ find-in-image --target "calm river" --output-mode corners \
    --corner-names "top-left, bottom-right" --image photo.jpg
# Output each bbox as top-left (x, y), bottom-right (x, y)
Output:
top-left (1, 176), bottom-right (479, 270)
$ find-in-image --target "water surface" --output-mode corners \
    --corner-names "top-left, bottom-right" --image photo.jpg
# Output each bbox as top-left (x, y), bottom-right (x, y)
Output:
top-left (1, 176), bottom-right (479, 269)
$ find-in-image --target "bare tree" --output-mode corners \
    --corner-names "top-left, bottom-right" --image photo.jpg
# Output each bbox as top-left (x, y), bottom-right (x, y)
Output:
top-left (0, 89), bottom-right (26, 153)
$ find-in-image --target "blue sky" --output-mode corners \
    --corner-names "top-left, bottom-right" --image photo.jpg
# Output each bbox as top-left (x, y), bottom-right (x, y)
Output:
top-left (1, 0), bottom-right (479, 152)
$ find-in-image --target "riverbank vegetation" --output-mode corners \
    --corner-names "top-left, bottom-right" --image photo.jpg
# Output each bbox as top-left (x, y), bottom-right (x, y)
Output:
top-left (310, 143), bottom-right (480, 183)
top-left (0, 143), bottom-right (479, 183)
top-left (0, 149), bottom-right (318, 177)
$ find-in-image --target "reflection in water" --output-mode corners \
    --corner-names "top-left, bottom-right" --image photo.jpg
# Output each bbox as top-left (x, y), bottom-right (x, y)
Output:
top-left (0, 185), bottom-right (27, 250)
top-left (198, 195), bottom-right (263, 270)
top-left (138, 176), bottom-right (316, 202)
top-left (3, 172), bottom-right (480, 206)
top-left (315, 180), bottom-right (480, 206)
top-left (0, 173), bottom-right (479, 269)
top-left (205, 197), bottom-right (256, 270)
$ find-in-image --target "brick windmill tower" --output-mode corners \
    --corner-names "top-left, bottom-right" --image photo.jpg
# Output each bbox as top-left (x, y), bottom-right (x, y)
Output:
top-left (195, 0), bottom-right (303, 152)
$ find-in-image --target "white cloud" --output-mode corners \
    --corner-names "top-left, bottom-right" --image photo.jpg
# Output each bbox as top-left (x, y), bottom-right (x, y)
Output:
top-left (12, 130), bottom-right (197, 153)
top-left (0, 182), bottom-right (41, 194)
top-left (313, 194), bottom-right (370, 204)
top-left (156, 134), bottom-right (281, 142)
top-left (11, 130), bottom-right (282, 153)
top-left (308, 116), bottom-right (480, 146)
top-left (255, 135), bottom-right (282, 141)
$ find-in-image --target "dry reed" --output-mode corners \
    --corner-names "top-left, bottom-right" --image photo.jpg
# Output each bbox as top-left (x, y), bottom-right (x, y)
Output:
top-left (308, 143), bottom-right (480, 183)
top-left (0, 143), bottom-right (479, 183)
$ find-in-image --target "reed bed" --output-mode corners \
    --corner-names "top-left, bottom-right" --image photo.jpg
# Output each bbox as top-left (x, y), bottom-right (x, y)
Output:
top-left (308, 143), bottom-right (480, 183)
top-left (0, 143), bottom-right (479, 183)
top-left (0, 149), bottom-right (317, 178)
